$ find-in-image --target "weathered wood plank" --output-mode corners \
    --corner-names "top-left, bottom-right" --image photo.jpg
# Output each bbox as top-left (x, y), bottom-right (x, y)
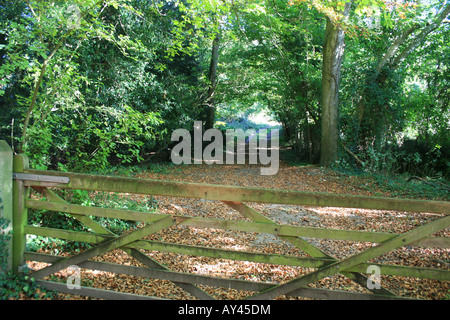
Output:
top-left (175, 216), bottom-right (438, 244)
top-left (287, 287), bottom-right (414, 300)
top-left (132, 240), bottom-right (334, 268)
top-left (26, 199), bottom-right (168, 223)
top-left (25, 225), bottom-right (113, 242)
top-left (36, 280), bottom-right (164, 300)
top-left (23, 169), bottom-right (450, 214)
top-left (37, 278), bottom-right (410, 301)
top-left (351, 263), bottom-right (450, 281)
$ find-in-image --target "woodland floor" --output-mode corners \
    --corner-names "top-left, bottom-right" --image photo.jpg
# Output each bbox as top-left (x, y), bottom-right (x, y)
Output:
top-left (26, 158), bottom-right (450, 300)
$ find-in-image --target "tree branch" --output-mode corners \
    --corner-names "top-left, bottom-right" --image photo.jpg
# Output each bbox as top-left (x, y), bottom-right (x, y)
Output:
top-left (18, 41), bottom-right (62, 153)
top-left (375, 24), bottom-right (420, 73)
top-left (391, 4), bottom-right (450, 69)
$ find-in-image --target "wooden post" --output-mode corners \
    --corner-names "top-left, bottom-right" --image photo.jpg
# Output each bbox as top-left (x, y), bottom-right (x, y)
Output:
top-left (0, 140), bottom-right (13, 272)
top-left (12, 153), bottom-right (29, 273)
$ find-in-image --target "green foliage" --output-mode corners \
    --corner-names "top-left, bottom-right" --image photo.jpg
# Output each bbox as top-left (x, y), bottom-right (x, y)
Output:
top-left (217, 0), bottom-right (324, 162)
top-left (0, 0), bottom-right (204, 171)
top-left (0, 271), bottom-right (56, 300)
top-left (0, 215), bottom-right (10, 274)
top-left (0, 0), bottom-right (448, 176)
top-left (338, 2), bottom-right (450, 177)
top-left (359, 173), bottom-right (449, 201)
top-left (1, 0), bottom-right (449, 301)
top-left (0, 216), bottom-right (55, 300)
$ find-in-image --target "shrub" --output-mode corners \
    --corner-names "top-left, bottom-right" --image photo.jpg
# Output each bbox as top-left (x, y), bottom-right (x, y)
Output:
top-left (0, 217), bottom-right (55, 299)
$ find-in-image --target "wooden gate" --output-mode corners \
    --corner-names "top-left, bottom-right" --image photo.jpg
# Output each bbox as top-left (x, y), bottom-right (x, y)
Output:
top-left (1, 145), bottom-right (449, 300)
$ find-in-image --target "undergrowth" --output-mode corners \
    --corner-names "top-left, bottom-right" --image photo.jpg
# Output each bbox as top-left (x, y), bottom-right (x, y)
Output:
top-left (365, 174), bottom-right (449, 201)
top-left (0, 216), bottom-right (56, 300)
top-left (330, 165), bottom-right (449, 201)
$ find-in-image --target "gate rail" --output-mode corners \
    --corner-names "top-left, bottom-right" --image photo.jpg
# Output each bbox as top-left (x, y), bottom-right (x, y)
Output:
top-left (1, 141), bottom-right (449, 300)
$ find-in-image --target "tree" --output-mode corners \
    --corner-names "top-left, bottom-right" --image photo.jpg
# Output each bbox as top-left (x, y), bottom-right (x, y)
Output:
top-left (355, 2), bottom-right (450, 146)
top-left (204, 33), bottom-right (220, 130)
top-left (333, 0), bottom-right (450, 175)
top-left (320, 1), bottom-right (352, 167)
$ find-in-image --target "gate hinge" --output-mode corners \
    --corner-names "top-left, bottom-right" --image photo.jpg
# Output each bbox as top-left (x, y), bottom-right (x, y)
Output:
top-left (13, 173), bottom-right (70, 184)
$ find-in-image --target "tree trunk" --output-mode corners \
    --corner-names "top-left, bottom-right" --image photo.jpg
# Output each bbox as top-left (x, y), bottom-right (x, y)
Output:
top-left (204, 34), bottom-right (220, 131)
top-left (320, 3), bottom-right (351, 167)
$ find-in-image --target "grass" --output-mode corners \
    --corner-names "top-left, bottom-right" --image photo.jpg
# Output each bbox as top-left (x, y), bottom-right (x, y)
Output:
top-left (356, 173), bottom-right (449, 201)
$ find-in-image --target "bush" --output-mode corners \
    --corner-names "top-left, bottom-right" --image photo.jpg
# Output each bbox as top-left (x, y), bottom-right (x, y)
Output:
top-left (339, 136), bottom-right (449, 179)
top-left (396, 138), bottom-right (449, 178)
top-left (0, 217), bottom-right (55, 300)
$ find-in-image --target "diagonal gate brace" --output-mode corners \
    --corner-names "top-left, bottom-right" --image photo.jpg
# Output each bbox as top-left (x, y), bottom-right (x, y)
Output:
top-left (31, 215), bottom-right (174, 280)
top-left (222, 201), bottom-right (397, 296)
top-left (246, 214), bottom-right (450, 300)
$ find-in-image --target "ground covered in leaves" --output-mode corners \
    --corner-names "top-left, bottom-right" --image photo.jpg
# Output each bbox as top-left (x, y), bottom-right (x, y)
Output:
top-left (26, 161), bottom-right (449, 300)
